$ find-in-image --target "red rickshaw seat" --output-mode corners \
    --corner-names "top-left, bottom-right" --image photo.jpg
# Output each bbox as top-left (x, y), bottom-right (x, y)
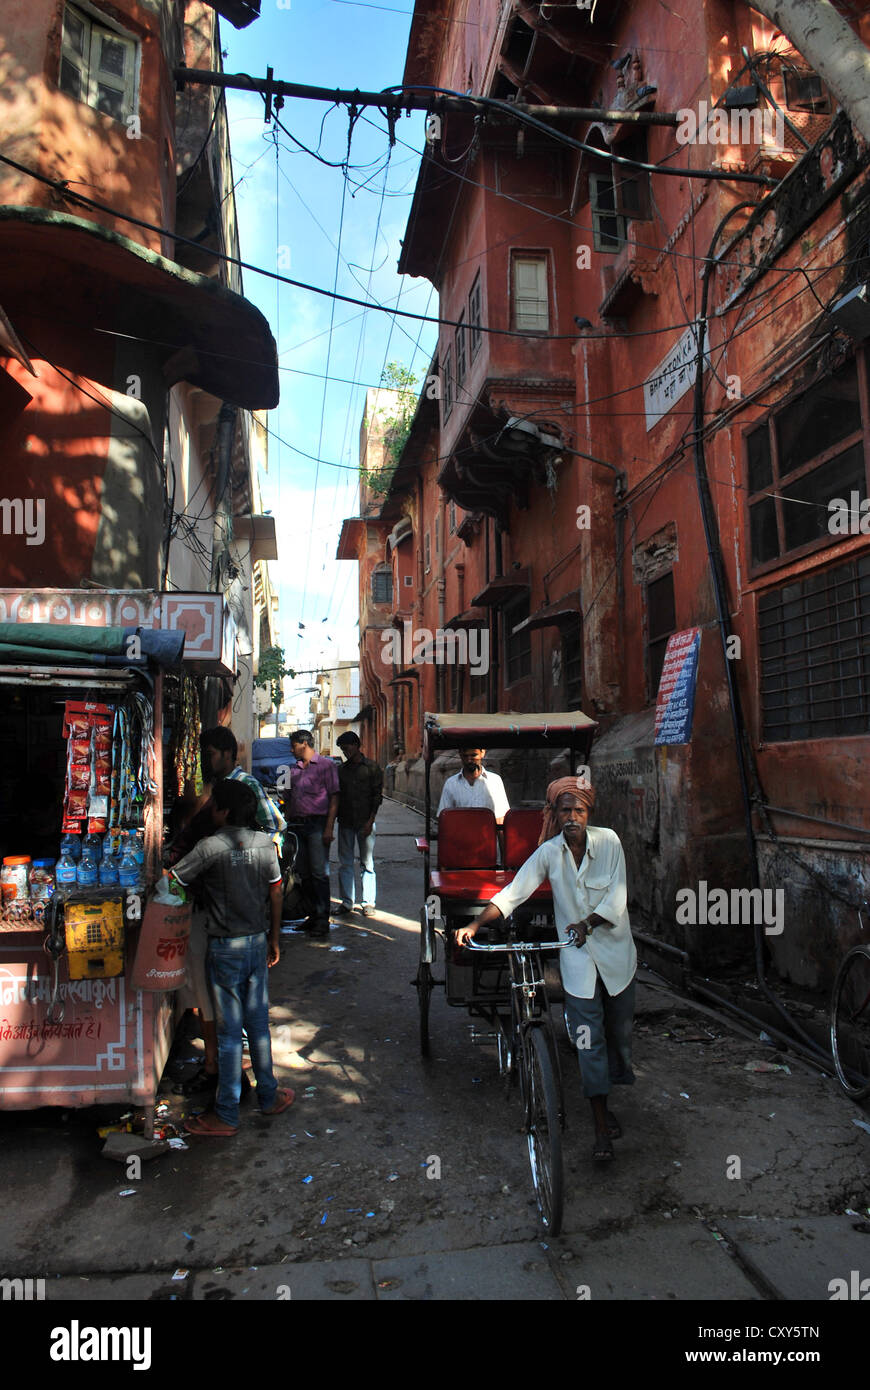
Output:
top-left (432, 808), bottom-right (551, 904)
top-left (430, 869), bottom-right (553, 903)
top-left (437, 808), bottom-right (497, 868)
top-left (503, 807), bottom-right (545, 867)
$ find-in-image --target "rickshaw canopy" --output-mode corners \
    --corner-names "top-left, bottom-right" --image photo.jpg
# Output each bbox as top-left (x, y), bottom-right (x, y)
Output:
top-left (423, 710), bottom-right (598, 760)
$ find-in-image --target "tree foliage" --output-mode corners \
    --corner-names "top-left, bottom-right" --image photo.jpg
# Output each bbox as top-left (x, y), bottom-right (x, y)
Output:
top-left (361, 362), bottom-right (419, 496)
top-left (255, 644), bottom-right (296, 719)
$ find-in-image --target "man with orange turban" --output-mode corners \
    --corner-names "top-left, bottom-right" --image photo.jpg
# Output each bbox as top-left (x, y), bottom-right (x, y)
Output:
top-left (456, 775), bottom-right (636, 1163)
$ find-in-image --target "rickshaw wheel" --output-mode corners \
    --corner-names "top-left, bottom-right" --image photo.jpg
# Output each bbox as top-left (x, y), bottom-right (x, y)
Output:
top-left (416, 961), bottom-right (434, 1057)
top-left (523, 1028), bottom-right (564, 1236)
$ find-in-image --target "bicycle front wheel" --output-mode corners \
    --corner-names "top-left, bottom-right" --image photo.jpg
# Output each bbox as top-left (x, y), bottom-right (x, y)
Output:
top-left (522, 1027), bottom-right (564, 1236)
top-left (831, 945), bottom-right (870, 1101)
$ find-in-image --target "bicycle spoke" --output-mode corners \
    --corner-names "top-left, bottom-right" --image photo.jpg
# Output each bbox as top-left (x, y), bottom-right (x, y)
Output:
top-left (523, 1029), bottom-right (564, 1235)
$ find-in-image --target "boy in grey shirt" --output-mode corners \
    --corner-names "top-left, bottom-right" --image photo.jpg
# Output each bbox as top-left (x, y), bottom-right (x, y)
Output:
top-left (172, 779), bottom-right (294, 1136)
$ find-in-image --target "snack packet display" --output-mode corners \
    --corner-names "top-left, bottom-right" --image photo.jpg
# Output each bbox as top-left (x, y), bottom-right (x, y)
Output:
top-left (62, 701), bottom-right (115, 837)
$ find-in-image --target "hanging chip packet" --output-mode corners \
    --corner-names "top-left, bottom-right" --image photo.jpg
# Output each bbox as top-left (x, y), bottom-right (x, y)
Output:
top-left (62, 701), bottom-right (115, 835)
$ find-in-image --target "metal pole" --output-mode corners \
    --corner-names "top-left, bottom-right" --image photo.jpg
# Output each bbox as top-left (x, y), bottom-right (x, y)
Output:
top-left (173, 68), bottom-right (681, 126)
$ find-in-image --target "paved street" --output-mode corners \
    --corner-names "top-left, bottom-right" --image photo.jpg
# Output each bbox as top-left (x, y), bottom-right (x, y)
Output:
top-left (0, 797), bottom-right (867, 1302)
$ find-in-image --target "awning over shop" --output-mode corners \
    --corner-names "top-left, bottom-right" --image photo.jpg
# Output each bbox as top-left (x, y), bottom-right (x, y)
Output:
top-left (512, 593), bottom-right (581, 635)
top-left (0, 589), bottom-right (236, 676)
top-left (0, 207), bottom-right (278, 409)
top-left (0, 623), bottom-right (185, 667)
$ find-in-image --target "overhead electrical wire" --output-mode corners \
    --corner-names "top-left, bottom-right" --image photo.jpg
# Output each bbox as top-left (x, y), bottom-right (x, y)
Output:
top-left (298, 106), bottom-right (357, 640)
top-left (318, 149), bottom-right (401, 633)
top-left (0, 133), bottom-right (807, 349)
top-left (81, 240), bottom-right (852, 477)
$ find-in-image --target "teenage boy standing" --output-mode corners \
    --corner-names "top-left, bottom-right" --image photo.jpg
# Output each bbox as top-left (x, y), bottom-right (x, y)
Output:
top-left (171, 779), bottom-right (294, 1137)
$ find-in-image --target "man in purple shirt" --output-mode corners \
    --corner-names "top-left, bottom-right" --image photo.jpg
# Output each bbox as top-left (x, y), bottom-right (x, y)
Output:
top-left (287, 729), bottom-right (339, 936)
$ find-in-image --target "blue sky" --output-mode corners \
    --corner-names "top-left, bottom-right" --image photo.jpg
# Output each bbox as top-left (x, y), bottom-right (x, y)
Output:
top-left (221, 0), bottom-right (436, 704)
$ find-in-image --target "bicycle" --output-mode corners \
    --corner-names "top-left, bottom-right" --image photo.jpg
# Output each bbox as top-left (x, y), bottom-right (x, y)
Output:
top-left (830, 905), bottom-right (870, 1101)
top-left (468, 929), bottom-right (580, 1237)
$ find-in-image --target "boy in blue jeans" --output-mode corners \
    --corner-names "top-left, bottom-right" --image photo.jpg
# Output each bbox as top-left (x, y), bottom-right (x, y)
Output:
top-left (172, 779), bottom-right (294, 1136)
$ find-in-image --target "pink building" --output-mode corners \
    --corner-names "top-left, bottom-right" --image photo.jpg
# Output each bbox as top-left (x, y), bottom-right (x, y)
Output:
top-left (341, 0), bottom-right (870, 985)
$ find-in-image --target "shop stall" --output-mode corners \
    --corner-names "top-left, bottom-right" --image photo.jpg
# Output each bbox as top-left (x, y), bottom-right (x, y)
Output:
top-left (0, 589), bottom-right (235, 1123)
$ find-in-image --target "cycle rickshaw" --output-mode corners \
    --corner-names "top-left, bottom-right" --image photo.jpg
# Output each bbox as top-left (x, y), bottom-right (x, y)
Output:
top-left (413, 710), bottom-right (598, 1235)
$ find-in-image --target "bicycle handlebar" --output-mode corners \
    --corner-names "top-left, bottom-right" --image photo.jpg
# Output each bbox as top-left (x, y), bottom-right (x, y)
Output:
top-left (466, 931), bottom-right (579, 953)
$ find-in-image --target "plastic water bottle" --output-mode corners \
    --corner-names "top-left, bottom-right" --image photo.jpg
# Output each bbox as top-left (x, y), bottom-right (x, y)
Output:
top-left (99, 855), bottom-right (120, 887)
top-left (60, 833), bottom-right (82, 862)
top-left (130, 829), bottom-right (145, 867)
top-left (55, 852), bottom-right (77, 890)
top-left (83, 832), bottom-right (103, 864)
top-left (103, 831), bottom-right (121, 862)
top-left (119, 836), bottom-right (141, 892)
top-left (76, 852), bottom-right (98, 888)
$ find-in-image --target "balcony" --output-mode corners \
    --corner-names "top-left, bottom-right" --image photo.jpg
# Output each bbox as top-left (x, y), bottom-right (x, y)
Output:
top-left (438, 401), bottom-right (571, 525)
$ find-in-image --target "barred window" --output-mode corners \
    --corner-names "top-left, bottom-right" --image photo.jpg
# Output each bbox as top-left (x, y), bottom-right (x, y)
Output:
top-left (371, 567), bottom-right (392, 605)
top-left (758, 554), bottom-right (870, 740)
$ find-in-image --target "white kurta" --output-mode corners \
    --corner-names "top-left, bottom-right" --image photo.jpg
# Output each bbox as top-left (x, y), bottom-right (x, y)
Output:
top-left (489, 827), bottom-right (636, 999)
top-left (437, 767), bottom-right (511, 822)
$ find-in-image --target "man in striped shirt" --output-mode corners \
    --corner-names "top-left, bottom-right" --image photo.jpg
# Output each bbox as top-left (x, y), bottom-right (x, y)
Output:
top-left (200, 727), bottom-right (286, 837)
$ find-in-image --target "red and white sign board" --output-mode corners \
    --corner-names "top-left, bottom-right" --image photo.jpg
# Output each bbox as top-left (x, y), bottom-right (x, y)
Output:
top-left (0, 943), bottom-right (173, 1109)
top-left (0, 589), bottom-right (236, 674)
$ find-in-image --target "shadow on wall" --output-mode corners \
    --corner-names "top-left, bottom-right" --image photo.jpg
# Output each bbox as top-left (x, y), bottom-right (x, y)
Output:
top-left (0, 377), bottom-right (163, 589)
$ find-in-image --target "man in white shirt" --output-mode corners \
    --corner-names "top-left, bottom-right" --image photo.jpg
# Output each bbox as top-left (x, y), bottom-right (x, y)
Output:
top-left (437, 748), bottom-right (510, 823)
top-left (456, 777), bottom-right (636, 1164)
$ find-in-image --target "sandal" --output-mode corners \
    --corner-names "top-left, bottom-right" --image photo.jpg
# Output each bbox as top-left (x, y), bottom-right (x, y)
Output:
top-left (260, 1086), bottom-right (295, 1115)
top-left (184, 1110), bottom-right (238, 1137)
top-left (605, 1111), bottom-right (622, 1140)
top-left (592, 1133), bottom-right (614, 1162)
